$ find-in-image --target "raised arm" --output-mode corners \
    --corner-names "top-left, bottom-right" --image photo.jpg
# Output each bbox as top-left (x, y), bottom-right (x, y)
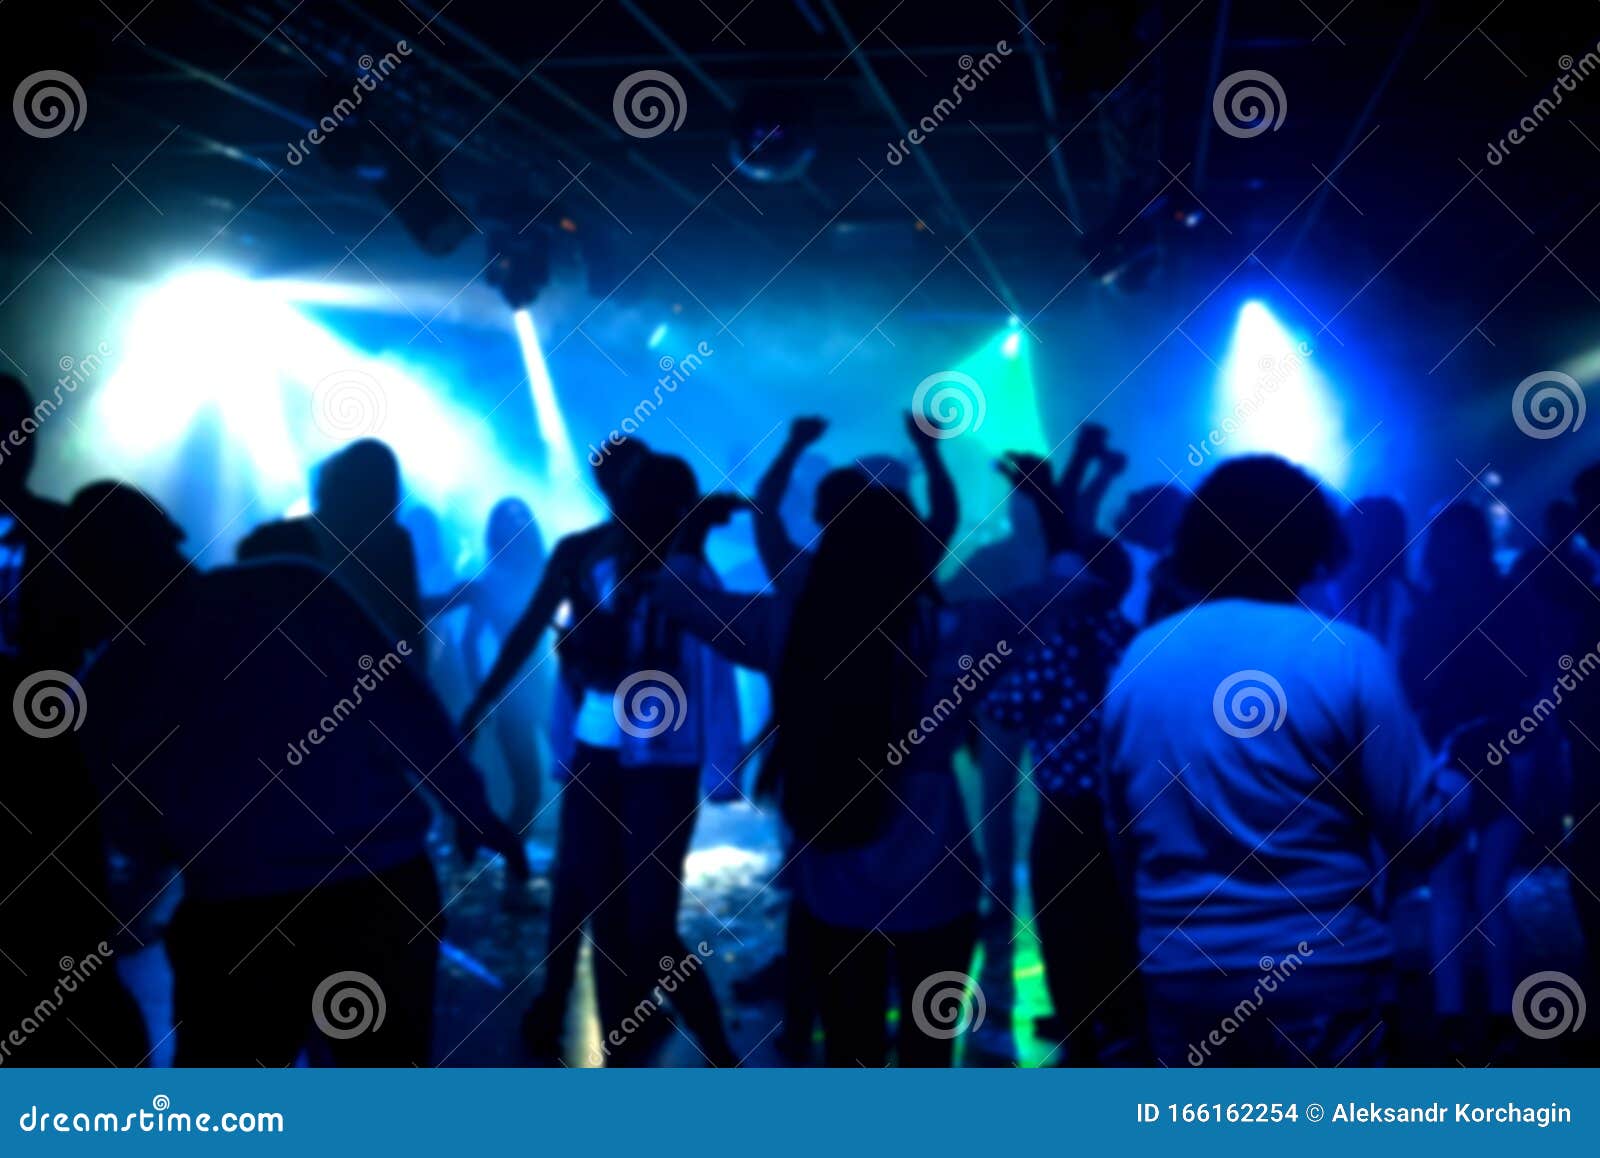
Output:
top-left (906, 411), bottom-right (958, 547)
top-left (644, 560), bottom-right (783, 672)
top-left (998, 450), bottom-right (1074, 553)
top-left (460, 534), bottom-right (582, 737)
top-left (673, 493), bottom-right (752, 562)
top-left (420, 579), bottom-right (473, 623)
top-left (460, 595), bottom-right (488, 687)
top-left (1058, 423), bottom-right (1106, 520)
top-left (1076, 448), bottom-right (1128, 540)
top-left (755, 417), bottom-right (827, 580)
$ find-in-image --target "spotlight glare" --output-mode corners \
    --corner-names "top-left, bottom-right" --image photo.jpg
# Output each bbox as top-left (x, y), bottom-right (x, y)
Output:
top-left (91, 269), bottom-right (545, 556)
top-left (1216, 301), bottom-right (1347, 486)
top-left (1001, 331), bottom-right (1022, 359)
top-left (512, 309), bottom-right (583, 489)
top-left (647, 322), bottom-right (670, 350)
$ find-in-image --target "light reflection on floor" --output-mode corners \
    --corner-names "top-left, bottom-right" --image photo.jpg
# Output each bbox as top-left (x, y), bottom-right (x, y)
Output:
top-left (112, 789), bottom-right (1070, 1067)
top-left (121, 758), bottom-right (1600, 1067)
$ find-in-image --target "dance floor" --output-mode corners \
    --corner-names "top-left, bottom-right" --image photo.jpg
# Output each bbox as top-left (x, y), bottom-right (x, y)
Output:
top-left (115, 774), bottom-right (1590, 1067)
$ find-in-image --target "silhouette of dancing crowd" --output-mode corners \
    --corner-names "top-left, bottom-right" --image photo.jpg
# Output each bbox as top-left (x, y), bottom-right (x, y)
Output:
top-left (3, 367), bottom-right (1598, 1067)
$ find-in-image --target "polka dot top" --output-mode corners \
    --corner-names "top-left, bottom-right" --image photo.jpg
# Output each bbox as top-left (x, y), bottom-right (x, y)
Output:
top-left (980, 608), bottom-right (1136, 801)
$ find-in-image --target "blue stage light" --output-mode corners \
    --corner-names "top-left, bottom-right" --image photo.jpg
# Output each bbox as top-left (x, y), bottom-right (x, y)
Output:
top-left (512, 309), bottom-right (582, 487)
top-left (1215, 301), bottom-right (1347, 486)
top-left (647, 322), bottom-right (670, 349)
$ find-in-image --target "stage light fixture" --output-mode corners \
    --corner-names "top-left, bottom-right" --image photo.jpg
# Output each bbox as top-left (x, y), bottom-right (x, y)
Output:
top-left (1081, 184), bottom-right (1207, 296)
top-left (729, 89), bottom-right (817, 184)
top-left (374, 133), bottom-right (473, 257)
top-left (486, 228), bottom-right (554, 312)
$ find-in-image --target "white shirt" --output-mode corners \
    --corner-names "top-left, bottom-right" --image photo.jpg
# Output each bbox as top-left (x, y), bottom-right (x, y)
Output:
top-left (1102, 599), bottom-right (1445, 974)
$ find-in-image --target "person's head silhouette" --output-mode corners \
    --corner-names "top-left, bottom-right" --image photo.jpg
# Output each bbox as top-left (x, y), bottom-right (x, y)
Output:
top-left (63, 482), bottom-right (187, 644)
top-left (594, 438), bottom-right (650, 511)
top-left (1172, 455), bottom-right (1346, 602)
top-left (808, 483), bottom-right (931, 620)
top-left (314, 439), bottom-right (402, 537)
top-left (1421, 501), bottom-right (1495, 591)
top-left (237, 518), bottom-right (321, 563)
top-left (1342, 496), bottom-right (1407, 584)
top-left (613, 454), bottom-right (698, 561)
top-left (486, 496), bottom-right (542, 562)
top-left (813, 466), bottom-right (872, 524)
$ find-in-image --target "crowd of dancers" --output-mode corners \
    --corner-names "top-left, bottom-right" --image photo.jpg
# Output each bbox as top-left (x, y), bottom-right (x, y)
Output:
top-left (2, 366), bottom-right (1598, 1067)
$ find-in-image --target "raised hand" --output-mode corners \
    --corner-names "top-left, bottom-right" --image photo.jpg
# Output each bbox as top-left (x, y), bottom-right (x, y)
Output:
top-left (701, 492), bottom-right (754, 526)
top-left (789, 416), bottom-right (828, 447)
top-left (997, 451), bottom-right (1051, 493)
top-left (1076, 447), bottom-right (1129, 540)
top-left (672, 492), bottom-right (753, 558)
top-left (999, 451), bottom-right (1073, 552)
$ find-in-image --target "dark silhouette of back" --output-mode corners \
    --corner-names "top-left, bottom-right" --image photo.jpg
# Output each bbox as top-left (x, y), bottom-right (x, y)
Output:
top-left (312, 439), bottom-right (423, 646)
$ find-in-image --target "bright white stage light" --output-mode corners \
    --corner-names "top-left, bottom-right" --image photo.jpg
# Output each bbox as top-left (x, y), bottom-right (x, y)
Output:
top-left (89, 269), bottom-right (544, 557)
top-left (512, 309), bottom-right (583, 489)
top-left (1214, 301), bottom-right (1347, 486)
top-left (647, 322), bottom-right (670, 349)
top-left (1001, 330), bottom-right (1022, 359)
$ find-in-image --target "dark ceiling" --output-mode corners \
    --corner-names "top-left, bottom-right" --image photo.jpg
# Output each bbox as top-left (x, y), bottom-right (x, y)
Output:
top-left (2, 1), bottom-right (1598, 370)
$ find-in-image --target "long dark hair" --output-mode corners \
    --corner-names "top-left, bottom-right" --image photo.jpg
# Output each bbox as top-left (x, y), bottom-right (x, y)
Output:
top-left (767, 486), bottom-right (935, 849)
